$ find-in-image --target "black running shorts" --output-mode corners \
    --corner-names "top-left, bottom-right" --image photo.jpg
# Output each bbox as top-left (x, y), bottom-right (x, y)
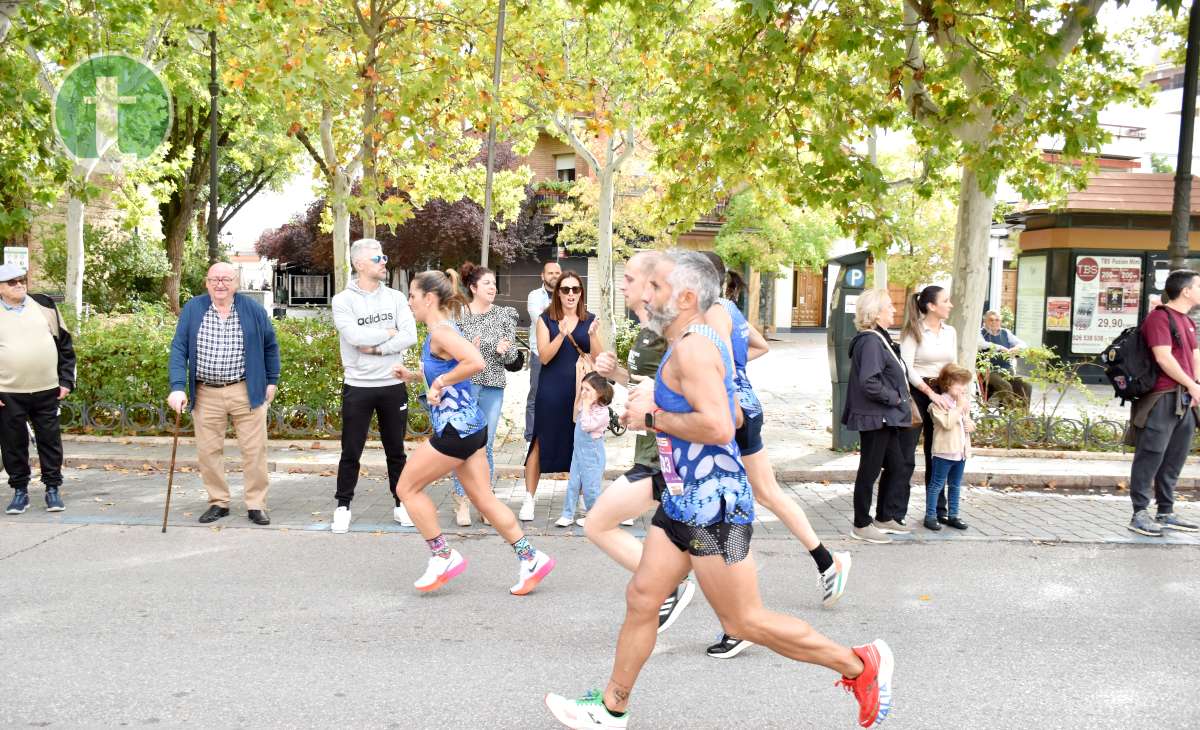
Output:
top-left (623, 463), bottom-right (667, 503)
top-left (429, 423), bottom-right (488, 460)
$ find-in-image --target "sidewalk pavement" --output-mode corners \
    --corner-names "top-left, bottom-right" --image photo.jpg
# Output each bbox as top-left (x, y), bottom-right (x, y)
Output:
top-left (47, 431), bottom-right (1200, 491)
top-left (7, 466), bottom-right (1199, 548)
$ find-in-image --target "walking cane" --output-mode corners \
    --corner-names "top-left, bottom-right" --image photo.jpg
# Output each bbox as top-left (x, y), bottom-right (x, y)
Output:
top-left (162, 408), bottom-right (182, 533)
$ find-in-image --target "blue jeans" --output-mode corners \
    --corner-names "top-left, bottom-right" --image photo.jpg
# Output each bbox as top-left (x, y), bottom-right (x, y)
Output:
top-left (451, 383), bottom-right (504, 497)
top-left (926, 457), bottom-right (965, 519)
top-left (563, 421), bottom-right (606, 520)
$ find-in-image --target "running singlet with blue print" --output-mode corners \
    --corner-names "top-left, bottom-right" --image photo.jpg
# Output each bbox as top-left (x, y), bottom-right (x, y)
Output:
top-left (721, 298), bottom-right (763, 419)
top-left (421, 323), bottom-right (487, 438)
top-left (654, 323), bottom-right (754, 527)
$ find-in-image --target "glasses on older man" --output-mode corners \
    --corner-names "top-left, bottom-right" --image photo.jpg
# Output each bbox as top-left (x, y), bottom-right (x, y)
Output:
top-left (2, 277), bottom-right (27, 287)
top-left (206, 276), bottom-right (235, 285)
top-left (368, 254), bottom-right (388, 264)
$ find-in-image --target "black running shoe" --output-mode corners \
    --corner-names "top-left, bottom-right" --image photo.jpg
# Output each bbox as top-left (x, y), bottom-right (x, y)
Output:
top-left (706, 633), bottom-right (754, 659)
top-left (657, 579), bottom-right (696, 634)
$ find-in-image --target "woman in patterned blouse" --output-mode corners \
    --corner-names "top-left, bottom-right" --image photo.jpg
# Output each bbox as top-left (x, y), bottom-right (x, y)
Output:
top-left (449, 261), bottom-right (520, 526)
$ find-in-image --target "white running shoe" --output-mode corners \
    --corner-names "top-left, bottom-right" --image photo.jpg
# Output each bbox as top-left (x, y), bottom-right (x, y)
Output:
top-left (554, 516), bottom-right (574, 527)
top-left (518, 492), bottom-right (536, 521)
top-left (414, 549), bottom-right (467, 592)
top-left (394, 504), bottom-right (414, 527)
top-left (657, 579), bottom-right (696, 634)
top-left (331, 506), bottom-right (351, 534)
top-left (575, 517), bottom-right (587, 528)
top-left (821, 551), bottom-right (852, 608)
top-left (545, 690), bottom-right (627, 729)
top-left (511, 549), bottom-right (556, 595)
top-left (620, 518), bottom-right (635, 527)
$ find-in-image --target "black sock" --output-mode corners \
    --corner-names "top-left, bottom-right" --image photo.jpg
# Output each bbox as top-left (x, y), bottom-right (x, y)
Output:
top-left (603, 701), bottom-right (626, 718)
top-left (809, 543), bottom-right (834, 574)
top-left (337, 498), bottom-right (351, 509)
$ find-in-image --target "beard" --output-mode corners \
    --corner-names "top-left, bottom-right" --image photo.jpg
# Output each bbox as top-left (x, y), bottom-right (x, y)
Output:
top-left (645, 295), bottom-right (680, 335)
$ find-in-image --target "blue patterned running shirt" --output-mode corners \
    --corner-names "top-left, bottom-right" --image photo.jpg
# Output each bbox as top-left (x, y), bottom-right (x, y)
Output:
top-left (654, 323), bottom-right (754, 527)
top-left (721, 298), bottom-right (763, 419)
top-left (421, 322), bottom-right (487, 438)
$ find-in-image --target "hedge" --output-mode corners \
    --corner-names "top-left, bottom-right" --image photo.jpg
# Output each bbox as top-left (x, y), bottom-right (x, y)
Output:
top-left (66, 303), bottom-right (429, 437)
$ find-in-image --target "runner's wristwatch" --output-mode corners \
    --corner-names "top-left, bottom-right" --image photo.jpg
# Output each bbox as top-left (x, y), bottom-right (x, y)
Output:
top-left (645, 408), bottom-right (662, 431)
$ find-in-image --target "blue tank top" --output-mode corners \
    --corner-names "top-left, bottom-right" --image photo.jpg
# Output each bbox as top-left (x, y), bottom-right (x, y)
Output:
top-left (654, 323), bottom-right (754, 527)
top-left (420, 322), bottom-right (487, 438)
top-left (721, 298), bottom-right (763, 418)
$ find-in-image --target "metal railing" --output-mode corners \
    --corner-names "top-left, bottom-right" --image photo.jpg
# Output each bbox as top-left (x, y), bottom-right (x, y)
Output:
top-left (970, 401), bottom-right (1200, 453)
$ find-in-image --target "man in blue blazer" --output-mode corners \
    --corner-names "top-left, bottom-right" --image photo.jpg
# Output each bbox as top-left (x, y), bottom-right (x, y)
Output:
top-left (168, 263), bottom-right (280, 525)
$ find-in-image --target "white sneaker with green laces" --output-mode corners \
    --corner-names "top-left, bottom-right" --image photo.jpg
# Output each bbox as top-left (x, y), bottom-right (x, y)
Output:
top-left (821, 551), bottom-right (852, 608)
top-left (545, 690), bottom-right (628, 729)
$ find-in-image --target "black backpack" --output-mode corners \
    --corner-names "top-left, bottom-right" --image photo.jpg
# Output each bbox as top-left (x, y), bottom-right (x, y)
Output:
top-left (1100, 306), bottom-right (1180, 405)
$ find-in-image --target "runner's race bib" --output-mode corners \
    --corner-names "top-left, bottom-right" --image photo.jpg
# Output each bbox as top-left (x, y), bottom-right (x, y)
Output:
top-left (656, 432), bottom-right (685, 497)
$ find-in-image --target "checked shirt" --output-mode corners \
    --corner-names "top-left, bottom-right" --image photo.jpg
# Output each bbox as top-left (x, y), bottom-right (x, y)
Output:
top-left (195, 304), bottom-right (246, 385)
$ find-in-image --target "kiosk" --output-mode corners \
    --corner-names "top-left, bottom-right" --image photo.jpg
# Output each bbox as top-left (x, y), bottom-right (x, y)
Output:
top-left (1010, 173), bottom-right (1200, 375)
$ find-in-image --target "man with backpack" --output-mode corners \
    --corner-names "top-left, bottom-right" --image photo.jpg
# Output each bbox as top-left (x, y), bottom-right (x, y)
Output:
top-left (1123, 269), bottom-right (1200, 537)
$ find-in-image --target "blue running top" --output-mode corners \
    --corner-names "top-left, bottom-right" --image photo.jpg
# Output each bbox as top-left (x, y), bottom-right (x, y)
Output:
top-left (421, 322), bottom-right (487, 438)
top-left (654, 323), bottom-right (753, 527)
top-left (721, 298), bottom-right (763, 419)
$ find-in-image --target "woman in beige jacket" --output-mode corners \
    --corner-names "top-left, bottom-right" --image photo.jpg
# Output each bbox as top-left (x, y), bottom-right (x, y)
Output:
top-left (923, 364), bottom-right (975, 532)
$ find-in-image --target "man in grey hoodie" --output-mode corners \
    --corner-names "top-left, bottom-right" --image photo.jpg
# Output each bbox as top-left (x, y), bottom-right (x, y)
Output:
top-left (330, 239), bottom-right (419, 533)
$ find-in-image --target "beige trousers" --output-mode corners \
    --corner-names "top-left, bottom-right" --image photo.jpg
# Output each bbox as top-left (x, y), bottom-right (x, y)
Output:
top-left (193, 382), bottom-right (269, 509)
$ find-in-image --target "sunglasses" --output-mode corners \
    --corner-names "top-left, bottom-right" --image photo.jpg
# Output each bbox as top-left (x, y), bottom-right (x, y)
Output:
top-left (369, 254), bottom-right (388, 264)
top-left (559, 285), bottom-right (582, 295)
top-left (3, 277), bottom-right (27, 286)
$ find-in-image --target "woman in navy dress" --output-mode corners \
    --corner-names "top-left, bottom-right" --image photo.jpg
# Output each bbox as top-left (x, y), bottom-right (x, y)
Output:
top-left (520, 270), bottom-right (603, 521)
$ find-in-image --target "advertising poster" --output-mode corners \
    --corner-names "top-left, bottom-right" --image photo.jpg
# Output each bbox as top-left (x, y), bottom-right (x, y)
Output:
top-left (1071, 255), bottom-right (1142, 354)
top-left (1045, 297), bottom-right (1071, 331)
top-left (1015, 256), bottom-right (1046, 348)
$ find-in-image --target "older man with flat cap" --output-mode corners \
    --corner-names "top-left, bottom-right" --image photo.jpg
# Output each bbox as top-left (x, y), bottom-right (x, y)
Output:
top-left (168, 262), bottom-right (280, 525)
top-left (0, 263), bottom-right (75, 516)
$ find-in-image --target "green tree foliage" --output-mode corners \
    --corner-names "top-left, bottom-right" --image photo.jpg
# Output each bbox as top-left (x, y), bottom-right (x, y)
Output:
top-left (0, 43), bottom-right (67, 244)
top-left (713, 190), bottom-right (837, 275)
top-left (549, 176), bottom-right (670, 258)
top-left (37, 223), bottom-right (170, 311)
top-left (601, 0), bottom-right (1157, 371)
top-left (236, 0), bottom-right (534, 292)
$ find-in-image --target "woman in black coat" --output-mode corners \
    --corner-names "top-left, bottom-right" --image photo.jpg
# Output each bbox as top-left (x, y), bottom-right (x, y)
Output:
top-left (842, 289), bottom-right (915, 544)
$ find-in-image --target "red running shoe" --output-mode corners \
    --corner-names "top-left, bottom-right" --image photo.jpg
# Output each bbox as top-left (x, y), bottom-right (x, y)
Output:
top-left (836, 639), bottom-right (894, 727)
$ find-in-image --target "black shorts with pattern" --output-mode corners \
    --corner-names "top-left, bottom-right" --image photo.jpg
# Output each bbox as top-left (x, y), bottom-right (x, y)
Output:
top-left (651, 503), bottom-right (753, 566)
